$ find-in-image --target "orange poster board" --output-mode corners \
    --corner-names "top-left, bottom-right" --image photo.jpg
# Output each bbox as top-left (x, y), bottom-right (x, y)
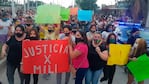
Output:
top-left (22, 40), bottom-right (69, 74)
top-left (70, 7), bottom-right (78, 15)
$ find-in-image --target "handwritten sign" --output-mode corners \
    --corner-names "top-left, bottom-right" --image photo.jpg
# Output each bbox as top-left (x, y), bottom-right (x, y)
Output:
top-left (22, 40), bottom-right (69, 74)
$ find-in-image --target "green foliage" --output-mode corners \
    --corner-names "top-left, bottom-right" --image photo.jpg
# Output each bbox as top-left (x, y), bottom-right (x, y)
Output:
top-left (27, 1), bottom-right (45, 7)
top-left (75, 0), bottom-right (98, 11)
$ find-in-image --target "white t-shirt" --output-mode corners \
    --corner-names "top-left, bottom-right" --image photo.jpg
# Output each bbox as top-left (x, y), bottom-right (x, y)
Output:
top-left (59, 33), bottom-right (75, 42)
top-left (102, 31), bottom-right (111, 40)
top-left (86, 31), bottom-right (95, 40)
top-left (0, 19), bottom-right (12, 35)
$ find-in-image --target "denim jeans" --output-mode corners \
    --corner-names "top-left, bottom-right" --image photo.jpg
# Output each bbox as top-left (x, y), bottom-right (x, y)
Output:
top-left (7, 62), bottom-right (24, 84)
top-left (85, 68), bottom-right (103, 84)
top-left (75, 68), bottom-right (88, 84)
top-left (56, 72), bottom-right (70, 84)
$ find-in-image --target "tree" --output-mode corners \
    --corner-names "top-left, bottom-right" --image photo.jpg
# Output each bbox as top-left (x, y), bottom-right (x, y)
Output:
top-left (75, 0), bottom-right (98, 11)
top-left (25, 0), bottom-right (44, 9)
top-left (0, 0), bottom-right (11, 6)
top-left (126, 0), bottom-right (149, 27)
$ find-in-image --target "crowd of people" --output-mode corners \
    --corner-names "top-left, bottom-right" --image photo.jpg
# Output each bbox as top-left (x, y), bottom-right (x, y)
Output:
top-left (0, 8), bottom-right (149, 84)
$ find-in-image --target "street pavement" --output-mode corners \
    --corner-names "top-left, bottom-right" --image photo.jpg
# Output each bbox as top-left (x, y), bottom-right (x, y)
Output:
top-left (0, 59), bottom-right (149, 84)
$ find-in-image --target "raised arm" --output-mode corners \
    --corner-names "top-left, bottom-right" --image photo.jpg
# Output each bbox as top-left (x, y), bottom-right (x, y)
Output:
top-left (96, 47), bottom-right (108, 61)
top-left (1, 44), bottom-right (8, 59)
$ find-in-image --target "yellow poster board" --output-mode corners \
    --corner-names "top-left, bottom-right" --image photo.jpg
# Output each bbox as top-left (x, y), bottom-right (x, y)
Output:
top-left (107, 44), bottom-right (131, 65)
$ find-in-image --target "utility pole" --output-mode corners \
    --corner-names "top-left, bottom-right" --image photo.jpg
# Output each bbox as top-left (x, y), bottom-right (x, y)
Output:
top-left (35, 0), bottom-right (37, 9)
top-left (27, 0), bottom-right (30, 10)
top-left (11, 0), bottom-right (16, 18)
top-left (24, 0), bottom-right (26, 13)
top-left (72, 0), bottom-right (75, 7)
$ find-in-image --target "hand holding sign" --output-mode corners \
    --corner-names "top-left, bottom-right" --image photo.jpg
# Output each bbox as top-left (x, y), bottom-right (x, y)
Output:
top-left (127, 54), bottom-right (149, 82)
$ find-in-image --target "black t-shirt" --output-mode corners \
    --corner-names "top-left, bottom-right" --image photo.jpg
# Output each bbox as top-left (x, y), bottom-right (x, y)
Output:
top-left (6, 36), bottom-right (23, 65)
top-left (88, 43), bottom-right (107, 71)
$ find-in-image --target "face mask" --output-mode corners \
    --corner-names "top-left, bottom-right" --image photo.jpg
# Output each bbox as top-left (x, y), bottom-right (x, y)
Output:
top-left (29, 37), bottom-right (38, 40)
top-left (15, 33), bottom-right (23, 37)
top-left (94, 39), bottom-right (101, 44)
top-left (134, 34), bottom-right (140, 38)
top-left (109, 39), bottom-right (115, 43)
top-left (133, 42), bottom-right (138, 48)
top-left (65, 33), bottom-right (70, 36)
top-left (48, 30), bottom-right (54, 33)
top-left (108, 29), bottom-right (113, 32)
top-left (2, 18), bottom-right (8, 22)
top-left (91, 30), bottom-right (96, 33)
top-left (75, 38), bottom-right (83, 44)
top-left (26, 24), bottom-right (31, 27)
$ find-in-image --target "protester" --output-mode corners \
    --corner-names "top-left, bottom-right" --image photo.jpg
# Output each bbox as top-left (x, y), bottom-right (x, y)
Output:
top-left (127, 38), bottom-right (148, 84)
top-left (0, 13), bottom-right (12, 43)
top-left (43, 24), bottom-right (59, 80)
top-left (85, 32), bottom-right (107, 84)
top-left (24, 17), bottom-right (34, 39)
top-left (23, 29), bottom-right (39, 84)
top-left (127, 28), bottom-right (140, 46)
top-left (96, 17), bottom-right (106, 32)
top-left (102, 24), bottom-right (114, 42)
top-left (86, 25), bottom-right (96, 42)
top-left (99, 33), bottom-right (117, 84)
top-left (39, 24), bottom-right (48, 40)
top-left (56, 25), bottom-right (74, 84)
top-left (1, 25), bottom-right (26, 84)
top-left (69, 31), bottom-right (89, 84)
top-left (11, 19), bottom-right (21, 34)
top-left (44, 24), bottom-right (58, 40)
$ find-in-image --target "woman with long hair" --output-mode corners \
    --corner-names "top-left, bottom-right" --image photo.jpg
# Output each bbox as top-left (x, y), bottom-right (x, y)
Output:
top-left (1, 25), bottom-right (26, 84)
top-left (127, 38), bottom-right (148, 84)
top-left (69, 31), bottom-right (89, 84)
top-left (99, 33), bottom-right (117, 84)
top-left (23, 29), bottom-right (39, 84)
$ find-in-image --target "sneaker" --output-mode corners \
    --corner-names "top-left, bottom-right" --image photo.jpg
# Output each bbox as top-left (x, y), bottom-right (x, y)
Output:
top-left (100, 77), bottom-right (107, 82)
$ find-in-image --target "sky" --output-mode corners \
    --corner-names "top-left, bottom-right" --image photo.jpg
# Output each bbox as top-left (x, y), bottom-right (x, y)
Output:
top-left (17, 0), bottom-right (116, 8)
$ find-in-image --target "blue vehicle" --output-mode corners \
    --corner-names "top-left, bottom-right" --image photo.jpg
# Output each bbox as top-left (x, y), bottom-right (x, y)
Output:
top-left (114, 22), bottom-right (141, 44)
top-left (114, 22), bottom-right (149, 51)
